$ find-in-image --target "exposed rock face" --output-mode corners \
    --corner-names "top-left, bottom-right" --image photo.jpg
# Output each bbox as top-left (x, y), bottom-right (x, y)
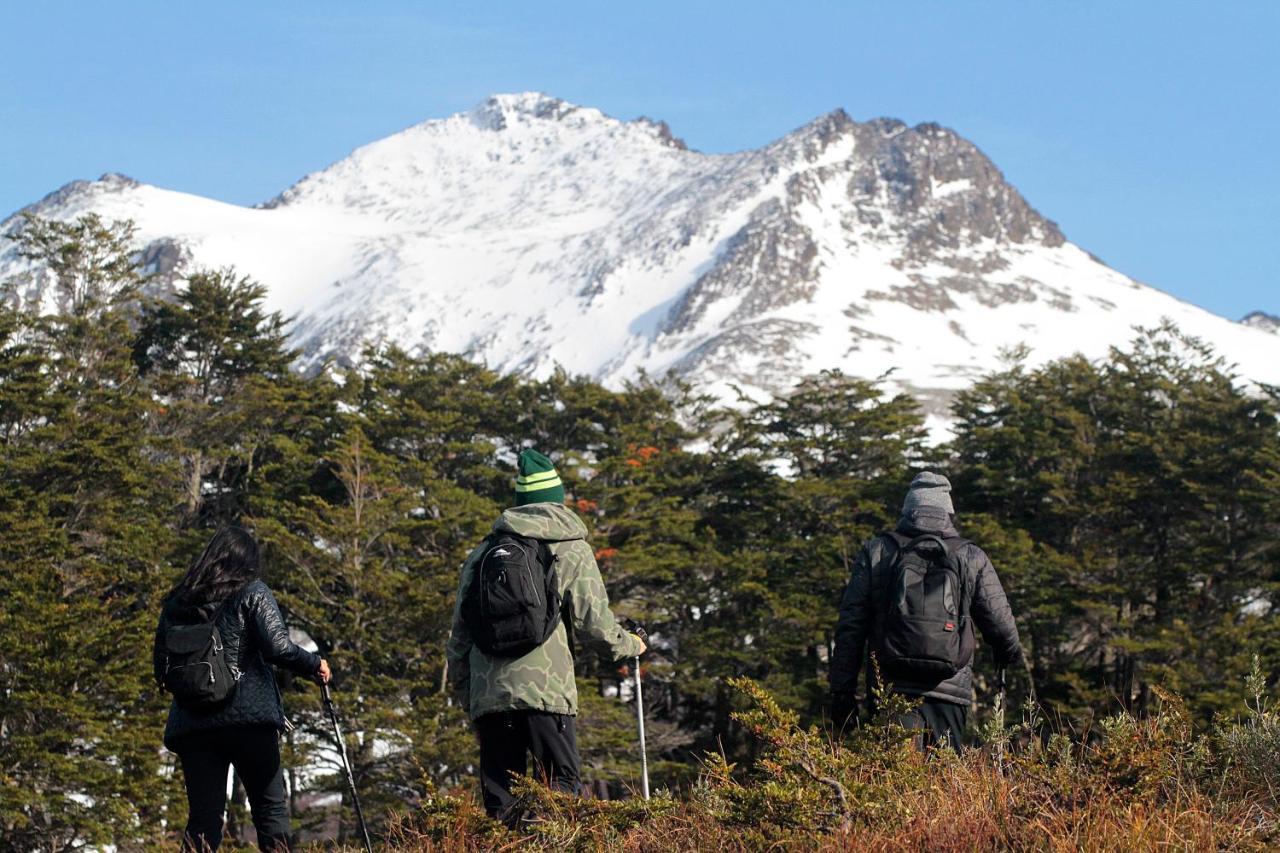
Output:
top-left (3, 92), bottom-right (1279, 437)
top-left (136, 238), bottom-right (194, 296)
top-left (1242, 311), bottom-right (1280, 334)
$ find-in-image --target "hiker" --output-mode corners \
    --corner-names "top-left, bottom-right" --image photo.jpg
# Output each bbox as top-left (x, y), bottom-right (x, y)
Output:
top-left (829, 472), bottom-right (1022, 751)
top-left (153, 526), bottom-right (330, 851)
top-left (446, 449), bottom-right (646, 823)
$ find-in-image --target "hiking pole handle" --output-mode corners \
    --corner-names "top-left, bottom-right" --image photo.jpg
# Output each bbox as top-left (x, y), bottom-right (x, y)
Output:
top-left (624, 618), bottom-right (648, 646)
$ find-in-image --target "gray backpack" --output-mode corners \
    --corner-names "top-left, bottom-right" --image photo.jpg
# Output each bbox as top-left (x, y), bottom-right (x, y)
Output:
top-left (874, 533), bottom-right (975, 680)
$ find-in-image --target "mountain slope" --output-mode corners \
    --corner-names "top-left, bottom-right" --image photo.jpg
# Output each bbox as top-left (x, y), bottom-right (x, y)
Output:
top-left (4, 92), bottom-right (1279, 432)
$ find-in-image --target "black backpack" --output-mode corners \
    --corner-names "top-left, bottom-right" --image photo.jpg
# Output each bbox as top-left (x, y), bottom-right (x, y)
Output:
top-left (461, 532), bottom-right (562, 658)
top-left (874, 533), bottom-right (974, 680)
top-left (160, 601), bottom-right (238, 709)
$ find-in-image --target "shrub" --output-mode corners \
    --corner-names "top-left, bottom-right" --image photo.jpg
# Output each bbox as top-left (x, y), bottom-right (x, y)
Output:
top-left (384, 673), bottom-right (1279, 851)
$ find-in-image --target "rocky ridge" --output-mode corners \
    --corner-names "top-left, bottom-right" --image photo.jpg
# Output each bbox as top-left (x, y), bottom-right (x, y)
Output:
top-left (4, 93), bottom-right (1279, 433)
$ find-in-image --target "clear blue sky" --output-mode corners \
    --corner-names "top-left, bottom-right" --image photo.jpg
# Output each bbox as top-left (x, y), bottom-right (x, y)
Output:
top-left (3, 1), bottom-right (1276, 319)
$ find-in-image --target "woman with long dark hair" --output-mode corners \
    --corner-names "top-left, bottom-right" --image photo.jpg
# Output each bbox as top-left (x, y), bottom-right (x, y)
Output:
top-left (153, 526), bottom-right (330, 851)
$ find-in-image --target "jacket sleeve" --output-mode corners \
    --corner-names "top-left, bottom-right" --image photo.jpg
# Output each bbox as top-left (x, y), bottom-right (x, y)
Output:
top-left (966, 545), bottom-right (1023, 667)
top-left (830, 542), bottom-right (874, 697)
top-left (561, 542), bottom-right (643, 663)
top-left (249, 585), bottom-right (322, 676)
top-left (445, 551), bottom-right (479, 697)
top-left (152, 613), bottom-right (167, 687)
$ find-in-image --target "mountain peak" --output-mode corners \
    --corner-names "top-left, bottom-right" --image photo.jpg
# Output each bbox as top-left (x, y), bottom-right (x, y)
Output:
top-left (467, 93), bottom-right (690, 149)
top-left (787, 107), bottom-right (857, 150)
top-left (98, 172), bottom-right (140, 188)
top-left (468, 92), bottom-right (586, 130)
top-left (7, 93), bottom-right (1280, 433)
top-left (1242, 311), bottom-right (1280, 333)
top-left (4, 172), bottom-right (142, 223)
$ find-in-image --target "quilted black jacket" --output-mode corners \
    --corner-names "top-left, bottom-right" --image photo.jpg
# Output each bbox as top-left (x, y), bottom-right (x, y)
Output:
top-left (830, 513), bottom-right (1023, 707)
top-left (154, 579), bottom-right (320, 749)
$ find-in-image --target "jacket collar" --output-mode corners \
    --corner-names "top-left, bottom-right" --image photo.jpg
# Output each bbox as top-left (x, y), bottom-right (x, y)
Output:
top-left (896, 508), bottom-right (960, 539)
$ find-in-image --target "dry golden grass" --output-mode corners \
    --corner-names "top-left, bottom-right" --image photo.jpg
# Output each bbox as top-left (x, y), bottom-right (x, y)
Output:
top-left (329, 674), bottom-right (1280, 852)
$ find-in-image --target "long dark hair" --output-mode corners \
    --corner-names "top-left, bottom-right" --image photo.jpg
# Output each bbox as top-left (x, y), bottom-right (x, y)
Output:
top-left (168, 526), bottom-right (261, 606)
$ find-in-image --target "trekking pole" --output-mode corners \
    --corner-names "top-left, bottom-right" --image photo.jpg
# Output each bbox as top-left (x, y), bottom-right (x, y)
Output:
top-left (625, 620), bottom-right (651, 800)
top-left (635, 654), bottom-right (650, 800)
top-left (321, 683), bottom-right (374, 853)
top-left (994, 666), bottom-right (1008, 774)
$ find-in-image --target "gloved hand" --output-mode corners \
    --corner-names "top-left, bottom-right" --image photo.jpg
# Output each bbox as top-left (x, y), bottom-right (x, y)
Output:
top-left (624, 619), bottom-right (649, 655)
top-left (451, 682), bottom-right (470, 713)
top-left (831, 692), bottom-right (860, 731)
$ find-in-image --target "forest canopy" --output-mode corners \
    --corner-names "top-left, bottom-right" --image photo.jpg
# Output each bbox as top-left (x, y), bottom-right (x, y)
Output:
top-left (0, 215), bottom-right (1276, 848)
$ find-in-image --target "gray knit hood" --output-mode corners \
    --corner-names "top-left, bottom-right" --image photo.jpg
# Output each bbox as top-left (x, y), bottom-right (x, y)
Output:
top-left (900, 471), bottom-right (955, 531)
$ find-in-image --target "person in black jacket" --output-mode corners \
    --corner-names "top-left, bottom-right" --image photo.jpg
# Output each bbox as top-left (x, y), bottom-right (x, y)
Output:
top-left (154, 527), bottom-right (330, 851)
top-left (829, 472), bottom-right (1022, 750)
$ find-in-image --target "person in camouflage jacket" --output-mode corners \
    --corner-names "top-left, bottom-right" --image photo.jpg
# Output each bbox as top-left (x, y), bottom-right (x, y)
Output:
top-left (446, 449), bottom-right (645, 821)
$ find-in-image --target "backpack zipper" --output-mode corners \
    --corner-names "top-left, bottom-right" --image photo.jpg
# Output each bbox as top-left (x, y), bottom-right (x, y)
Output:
top-left (526, 560), bottom-right (541, 607)
top-left (166, 661), bottom-right (216, 684)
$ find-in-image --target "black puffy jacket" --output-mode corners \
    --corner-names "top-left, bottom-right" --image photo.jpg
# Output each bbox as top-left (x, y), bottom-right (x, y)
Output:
top-left (153, 579), bottom-right (320, 749)
top-left (830, 513), bottom-right (1023, 707)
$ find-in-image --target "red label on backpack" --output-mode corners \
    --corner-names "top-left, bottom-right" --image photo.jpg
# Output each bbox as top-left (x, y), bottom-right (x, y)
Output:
top-left (944, 622), bottom-right (955, 632)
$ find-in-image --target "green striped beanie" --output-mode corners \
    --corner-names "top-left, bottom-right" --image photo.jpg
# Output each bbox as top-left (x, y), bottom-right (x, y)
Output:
top-left (514, 449), bottom-right (565, 506)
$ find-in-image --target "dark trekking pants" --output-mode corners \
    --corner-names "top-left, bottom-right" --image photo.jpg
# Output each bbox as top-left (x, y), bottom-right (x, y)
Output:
top-left (899, 697), bottom-right (967, 752)
top-left (173, 724), bottom-right (292, 851)
top-left (476, 710), bottom-right (581, 824)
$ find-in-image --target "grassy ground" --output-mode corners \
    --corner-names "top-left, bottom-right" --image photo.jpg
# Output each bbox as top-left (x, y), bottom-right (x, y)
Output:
top-left (373, 669), bottom-right (1279, 852)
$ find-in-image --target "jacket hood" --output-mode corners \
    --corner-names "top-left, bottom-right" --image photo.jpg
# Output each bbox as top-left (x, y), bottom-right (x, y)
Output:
top-left (163, 594), bottom-right (221, 623)
top-left (897, 509), bottom-right (960, 539)
top-left (164, 580), bottom-right (258, 622)
top-left (494, 502), bottom-right (588, 542)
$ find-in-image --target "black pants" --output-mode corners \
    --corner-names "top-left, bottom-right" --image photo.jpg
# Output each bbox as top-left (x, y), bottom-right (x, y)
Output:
top-left (899, 698), bottom-right (967, 752)
top-left (476, 710), bottom-right (580, 824)
top-left (174, 725), bottom-right (291, 851)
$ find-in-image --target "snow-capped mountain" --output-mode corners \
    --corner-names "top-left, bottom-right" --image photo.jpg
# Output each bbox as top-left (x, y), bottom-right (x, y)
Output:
top-left (5, 92), bottom-right (1280, 432)
top-left (1242, 311), bottom-right (1280, 335)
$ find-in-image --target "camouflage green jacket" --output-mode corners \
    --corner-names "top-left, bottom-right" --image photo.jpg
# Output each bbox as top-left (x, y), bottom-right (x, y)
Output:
top-left (446, 502), bottom-right (643, 720)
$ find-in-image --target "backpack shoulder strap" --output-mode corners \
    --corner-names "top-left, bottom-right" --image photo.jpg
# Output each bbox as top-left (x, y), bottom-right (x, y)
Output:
top-left (878, 531), bottom-right (907, 563)
top-left (940, 538), bottom-right (972, 625)
top-left (887, 534), bottom-right (948, 571)
top-left (210, 594), bottom-right (235, 625)
top-left (475, 532), bottom-right (509, 566)
top-left (188, 594), bottom-right (236, 627)
top-left (878, 532), bottom-right (922, 616)
top-left (869, 533), bottom-right (906, 591)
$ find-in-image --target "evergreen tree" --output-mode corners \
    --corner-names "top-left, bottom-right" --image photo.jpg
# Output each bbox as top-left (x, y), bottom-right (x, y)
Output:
top-left (257, 422), bottom-right (482, 839)
top-left (1, 214), bottom-right (1275, 844)
top-left (0, 215), bottom-right (177, 848)
top-left (134, 268), bottom-right (294, 527)
top-left (950, 328), bottom-right (1280, 720)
